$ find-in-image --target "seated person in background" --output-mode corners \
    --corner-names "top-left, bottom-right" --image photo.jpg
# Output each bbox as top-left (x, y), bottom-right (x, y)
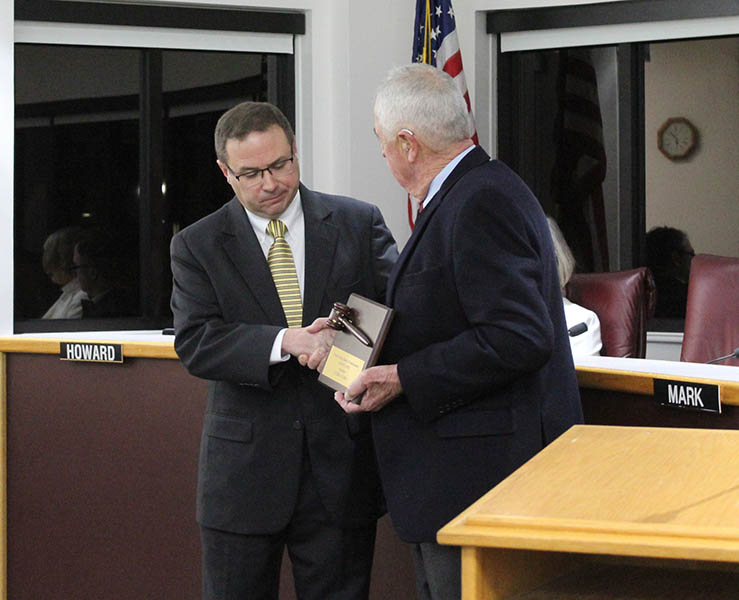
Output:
top-left (646, 226), bottom-right (694, 319)
top-left (41, 226), bottom-right (87, 319)
top-left (548, 217), bottom-right (603, 357)
top-left (73, 229), bottom-right (137, 318)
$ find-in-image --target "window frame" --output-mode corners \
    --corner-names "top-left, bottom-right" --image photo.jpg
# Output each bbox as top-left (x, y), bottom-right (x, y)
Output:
top-left (12, 1), bottom-right (302, 333)
top-left (487, 0), bottom-right (739, 272)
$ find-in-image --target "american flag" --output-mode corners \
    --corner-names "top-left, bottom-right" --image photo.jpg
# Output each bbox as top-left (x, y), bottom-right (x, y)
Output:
top-left (552, 47), bottom-right (609, 272)
top-left (410, 0), bottom-right (476, 228)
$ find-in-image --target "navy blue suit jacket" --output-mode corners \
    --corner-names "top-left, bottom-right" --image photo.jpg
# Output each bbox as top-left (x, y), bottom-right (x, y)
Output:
top-left (373, 147), bottom-right (582, 542)
top-left (170, 185), bottom-right (397, 534)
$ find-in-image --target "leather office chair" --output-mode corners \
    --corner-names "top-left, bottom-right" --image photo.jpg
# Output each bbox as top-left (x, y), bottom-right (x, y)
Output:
top-left (565, 267), bottom-right (656, 358)
top-left (681, 254), bottom-right (739, 366)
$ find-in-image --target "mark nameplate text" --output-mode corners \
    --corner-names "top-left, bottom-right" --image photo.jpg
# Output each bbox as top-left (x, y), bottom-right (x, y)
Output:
top-left (654, 378), bottom-right (721, 414)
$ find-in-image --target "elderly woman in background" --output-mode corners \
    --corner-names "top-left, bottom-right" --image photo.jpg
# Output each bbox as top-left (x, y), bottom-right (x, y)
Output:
top-left (41, 226), bottom-right (87, 319)
top-left (547, 217), bottom-right (603, 357)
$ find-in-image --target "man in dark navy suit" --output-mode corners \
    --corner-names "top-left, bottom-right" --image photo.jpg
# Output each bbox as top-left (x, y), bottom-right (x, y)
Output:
top-left (336, 64), bottom-right (582, 600)
top-left (171, 102), bottom-right (397, 599)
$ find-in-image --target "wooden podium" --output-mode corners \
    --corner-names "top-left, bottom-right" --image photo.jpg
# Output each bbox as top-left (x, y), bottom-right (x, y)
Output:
top-left (438, 425), bottom-right (739, 599)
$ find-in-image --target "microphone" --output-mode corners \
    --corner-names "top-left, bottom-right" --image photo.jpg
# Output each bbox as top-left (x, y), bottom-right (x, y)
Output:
top-left (707, 348), bottom-right (739, 364)
top-left (568, 322), bottom-right (588, 337)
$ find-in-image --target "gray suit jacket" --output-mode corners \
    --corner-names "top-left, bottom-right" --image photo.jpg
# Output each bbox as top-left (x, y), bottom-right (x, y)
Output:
top-left (170, 185), bottom-right (397, 534)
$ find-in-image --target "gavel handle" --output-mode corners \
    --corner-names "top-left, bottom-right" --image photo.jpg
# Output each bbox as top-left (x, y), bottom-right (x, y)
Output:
top-left (340, 317), bottom-right (373, 347)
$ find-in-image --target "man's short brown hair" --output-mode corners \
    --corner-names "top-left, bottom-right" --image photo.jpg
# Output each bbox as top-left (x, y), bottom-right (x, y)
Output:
top-left (214, 102), bottom-right (294, 163)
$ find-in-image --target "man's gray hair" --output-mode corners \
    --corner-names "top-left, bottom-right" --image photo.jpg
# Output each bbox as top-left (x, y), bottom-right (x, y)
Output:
top-left (374, 63), bottom-right (473, 150)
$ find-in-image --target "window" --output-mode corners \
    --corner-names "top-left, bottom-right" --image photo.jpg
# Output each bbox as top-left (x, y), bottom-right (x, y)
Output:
top-left (489, 0), bottom-right (739, 333)
top-left (14, 1), bottom-right (302, 332)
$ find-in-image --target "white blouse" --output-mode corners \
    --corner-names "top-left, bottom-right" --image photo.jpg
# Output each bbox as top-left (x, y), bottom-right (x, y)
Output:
top-left (563, 297), bottom-right (603, 357)
top-left (42, 278), bottom-right (87, 319)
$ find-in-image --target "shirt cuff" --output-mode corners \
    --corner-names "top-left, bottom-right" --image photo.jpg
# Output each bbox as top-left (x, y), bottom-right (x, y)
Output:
top-left (270, 328), bottom-right (291, 365)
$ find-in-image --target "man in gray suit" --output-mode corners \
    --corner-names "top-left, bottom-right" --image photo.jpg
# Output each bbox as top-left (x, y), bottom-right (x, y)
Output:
top-left (170, 101), bottom-right (397, 599)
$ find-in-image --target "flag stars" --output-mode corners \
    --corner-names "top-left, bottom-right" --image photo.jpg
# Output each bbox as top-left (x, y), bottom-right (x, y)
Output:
top-left (429, 27), bottom-right (439, 41)
top-left (435, 5), bottom-right (442, 17)
top-left (448, 6), bottom-right (455, 19)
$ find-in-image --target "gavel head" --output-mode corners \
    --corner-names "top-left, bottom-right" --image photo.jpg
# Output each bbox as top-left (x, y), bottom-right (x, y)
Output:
top-left (326, 302), bottom-right (353, 330)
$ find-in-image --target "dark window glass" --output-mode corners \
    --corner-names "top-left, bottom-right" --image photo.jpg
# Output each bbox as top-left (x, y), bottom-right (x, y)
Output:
top-left (14, 44), bottom-right (292, 332)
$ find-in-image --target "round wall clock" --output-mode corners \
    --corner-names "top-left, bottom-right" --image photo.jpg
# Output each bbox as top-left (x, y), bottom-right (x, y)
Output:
top-left (658, 117), bottom-right (698, 161)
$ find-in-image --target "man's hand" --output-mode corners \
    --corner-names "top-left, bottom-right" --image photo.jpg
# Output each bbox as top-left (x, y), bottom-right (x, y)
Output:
top-left (281, 318), bottom-right (335, 370)
top-left (335, 364), bottom-right (402, 413)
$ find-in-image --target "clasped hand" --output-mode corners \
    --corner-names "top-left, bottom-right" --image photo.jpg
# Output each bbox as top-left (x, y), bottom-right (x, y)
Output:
top-left (281, 318), bottom-right (335, 370)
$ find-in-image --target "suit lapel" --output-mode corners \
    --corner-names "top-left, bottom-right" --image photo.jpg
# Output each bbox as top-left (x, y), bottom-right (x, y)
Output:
top-left (387, 146), bottom-right (491, 304)
top-left (301, 185), bottom-right (338, 323)
top-left (221, 197), bottom-right (287, 326)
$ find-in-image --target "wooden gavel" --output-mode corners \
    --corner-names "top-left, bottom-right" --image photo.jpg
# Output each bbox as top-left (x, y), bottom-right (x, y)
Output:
top-left (326, 302), bottom-right (372, 347)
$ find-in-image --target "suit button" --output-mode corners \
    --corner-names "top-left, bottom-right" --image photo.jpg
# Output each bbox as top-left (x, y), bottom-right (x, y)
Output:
top-left (292, 419), bottom-right (303, 430)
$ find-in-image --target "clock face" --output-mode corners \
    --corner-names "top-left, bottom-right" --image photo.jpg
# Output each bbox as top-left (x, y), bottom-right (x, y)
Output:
top-left (658, 117), bottom-right (698, 160)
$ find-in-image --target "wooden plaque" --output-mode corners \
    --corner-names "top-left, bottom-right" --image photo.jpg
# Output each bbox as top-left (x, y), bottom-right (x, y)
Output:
top-left (318, 293), bottom-right (394, 393)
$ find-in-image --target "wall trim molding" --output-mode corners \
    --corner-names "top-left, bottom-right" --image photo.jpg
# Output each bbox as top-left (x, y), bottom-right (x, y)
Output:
top-left (16, 0), bottom-right (305, 35)
top-left (487, 0), bottom-right (739, 34)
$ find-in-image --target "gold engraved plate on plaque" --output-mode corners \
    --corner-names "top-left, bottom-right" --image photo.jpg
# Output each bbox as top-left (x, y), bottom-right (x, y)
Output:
top-left (321, 346), bottom-right (366, 389)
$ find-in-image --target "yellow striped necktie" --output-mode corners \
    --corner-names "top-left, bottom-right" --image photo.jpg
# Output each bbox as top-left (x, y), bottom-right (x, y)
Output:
top-left (266, 219), bottom-right (302, 328)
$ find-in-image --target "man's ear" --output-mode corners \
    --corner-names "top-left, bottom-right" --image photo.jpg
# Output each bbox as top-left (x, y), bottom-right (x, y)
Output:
top-left (216, 160), bottom-right (229, 179)
top-left (397, 130), bottom-right (418, 162)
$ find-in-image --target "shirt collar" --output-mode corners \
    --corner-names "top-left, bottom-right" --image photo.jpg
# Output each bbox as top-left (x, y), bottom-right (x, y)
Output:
top-left (421, 144), bottom-right (476, 210)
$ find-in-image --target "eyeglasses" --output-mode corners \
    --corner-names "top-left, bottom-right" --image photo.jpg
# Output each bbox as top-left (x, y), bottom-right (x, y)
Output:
top-left (70, 264), bottom-right (92, 270)
top-left (226, 155), bottom-right (295, 189)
